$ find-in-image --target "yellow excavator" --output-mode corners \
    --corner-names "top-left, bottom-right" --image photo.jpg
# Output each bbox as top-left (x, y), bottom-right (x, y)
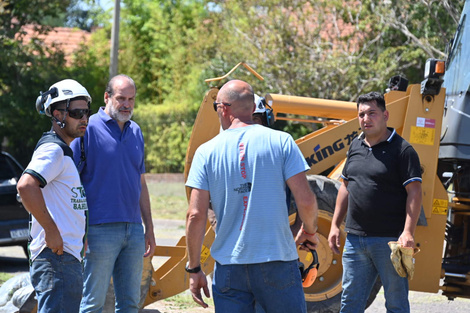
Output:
top-left (140, 2), bottom-right (470, 311)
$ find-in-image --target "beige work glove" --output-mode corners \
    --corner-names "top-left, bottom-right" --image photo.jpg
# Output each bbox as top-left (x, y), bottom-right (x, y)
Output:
top-left (388, 241), bottom-right (420, 280)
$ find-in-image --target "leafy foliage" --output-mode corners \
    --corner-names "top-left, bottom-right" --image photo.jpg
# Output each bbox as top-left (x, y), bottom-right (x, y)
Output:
top-left (116, 0), bottom-right (210, 172)
top-left (0, 0), bottom-right (71, 165)
top-left (134, 101), bottom-right (198, 173)
top-left (202, 0), bottom-right (463, 101)
top-left (0, 0), bottom-right (106, 165)
top-left (0, 0), bottom-right (465, 171)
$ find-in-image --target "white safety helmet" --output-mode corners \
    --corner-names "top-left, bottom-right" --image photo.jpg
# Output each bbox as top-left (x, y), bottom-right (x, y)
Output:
top-left (36, 79), bottom-right (91, 117)
top-left (253, 93), bottom-right (275, 127)
top-left (254, 94), bottom-right (267, 114)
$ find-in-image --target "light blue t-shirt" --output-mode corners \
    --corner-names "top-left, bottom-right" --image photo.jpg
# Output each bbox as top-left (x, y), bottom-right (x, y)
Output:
top-left (186, 124), bottom-right (309, 265)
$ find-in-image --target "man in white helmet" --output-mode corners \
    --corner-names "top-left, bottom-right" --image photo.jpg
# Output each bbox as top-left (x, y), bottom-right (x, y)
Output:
top-left (17, 79), bottom-right (92, 313)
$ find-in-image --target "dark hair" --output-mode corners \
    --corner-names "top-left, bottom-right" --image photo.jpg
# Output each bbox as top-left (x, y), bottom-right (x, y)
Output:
top-left (105, 74), bottom-right (137, 96)
top-left (357, 91), bottom-right (386, 111)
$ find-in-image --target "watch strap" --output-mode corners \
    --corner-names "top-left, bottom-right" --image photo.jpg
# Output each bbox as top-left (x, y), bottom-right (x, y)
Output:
top-left (185, 263), bottom-right (201, 273)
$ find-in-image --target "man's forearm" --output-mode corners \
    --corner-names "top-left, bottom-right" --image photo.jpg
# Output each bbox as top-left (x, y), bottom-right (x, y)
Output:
top-left (185, 188), bottom-right (210, 268)
top-left (331, 182), bottom-right (349, 229)
top-left (18, 174), bottom-right (58, 233)
top-left (139, 175), bottom-right (154, 233)
top-left (186, 216), bottom-right (207, 268)
top-left (287, 173), bottom-right (318, 234)
top-left (297, 196), bottom-right (318, 234)
top-left (403, 182), bottom-right (423, 235)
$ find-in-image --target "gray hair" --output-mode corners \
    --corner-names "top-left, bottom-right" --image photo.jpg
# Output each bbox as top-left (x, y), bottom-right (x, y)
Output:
top-left (105, 74), bottom-right (137, 96)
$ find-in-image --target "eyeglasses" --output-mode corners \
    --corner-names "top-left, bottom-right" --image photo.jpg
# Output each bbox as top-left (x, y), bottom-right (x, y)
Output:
top-left (213, 101), bottom-right (231, 112)
top-left (57, 109), bottom-right (92, 119)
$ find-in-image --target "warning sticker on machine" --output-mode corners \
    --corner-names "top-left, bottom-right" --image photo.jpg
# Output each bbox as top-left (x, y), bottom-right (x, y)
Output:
top-left (410, 126), bottom-right (435, 145)
top-left (432, 199), bottom-right (448, 215)
top-left (200, 244), bottom-right (211, 263)
top-left (416, 117), bottom-right (436, 128)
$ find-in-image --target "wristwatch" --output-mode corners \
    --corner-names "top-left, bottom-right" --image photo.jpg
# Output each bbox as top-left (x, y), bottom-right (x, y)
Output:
top-left (185, 262), bottom-right (201, 273)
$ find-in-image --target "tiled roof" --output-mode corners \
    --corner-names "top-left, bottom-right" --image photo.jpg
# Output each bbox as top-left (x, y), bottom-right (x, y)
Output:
top-left (20, 25), bottom-right (92, 63)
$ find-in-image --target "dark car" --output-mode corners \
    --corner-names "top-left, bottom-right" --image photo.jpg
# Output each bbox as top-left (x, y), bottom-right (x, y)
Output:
top-left (0, 151), bottom-right (29, 256)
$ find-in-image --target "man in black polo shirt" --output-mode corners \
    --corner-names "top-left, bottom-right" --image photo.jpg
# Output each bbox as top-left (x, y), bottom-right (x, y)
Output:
top-left (328, 91), bottom-right (422, 313)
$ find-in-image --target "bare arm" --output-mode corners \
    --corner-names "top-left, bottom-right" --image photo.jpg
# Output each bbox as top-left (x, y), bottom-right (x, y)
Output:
top-left (398, 181), bottom-right (422, 248)
top-left (328, 180), bottom-right (349, 254)
top-left (16, 173), bottom-right (63, 255)
top-left (140, 174), bottom-right (156, 257)
top-left (286, 172), bottom-right (319, 251)
top-left (185, 188), bottom-right (211, 308)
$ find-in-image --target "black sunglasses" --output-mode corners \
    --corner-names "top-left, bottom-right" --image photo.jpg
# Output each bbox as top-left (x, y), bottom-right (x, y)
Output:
top-left (213, 101), bottom-right (231, 112)
top-left (57, 109), bottom-right (92, 119)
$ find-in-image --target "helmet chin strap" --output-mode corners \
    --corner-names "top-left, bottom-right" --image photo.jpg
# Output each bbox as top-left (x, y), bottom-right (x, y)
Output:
top-left (53, 116), bottom-right (66, 129)
top-left (52, 98), bottom-right (71, 129)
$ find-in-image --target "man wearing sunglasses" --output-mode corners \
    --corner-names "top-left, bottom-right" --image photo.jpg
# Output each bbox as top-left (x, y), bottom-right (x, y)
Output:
top-left (185, 79), bottom-right (319, 313)
top-left (71, 74), bottom-right (155, 313)
top-left (17, 79), bottom-right (91, 313)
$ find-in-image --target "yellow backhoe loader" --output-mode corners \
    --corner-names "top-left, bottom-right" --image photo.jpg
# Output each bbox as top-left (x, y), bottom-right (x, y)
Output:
top-left (140, 2), bottom-right (470, 311)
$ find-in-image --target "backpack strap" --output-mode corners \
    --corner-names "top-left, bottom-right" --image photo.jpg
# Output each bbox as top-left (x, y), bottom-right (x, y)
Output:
top-left (76, 136), bottom-right (86, 174)
top-left (24, 131), bottom-right (73, 188)
top-left (34, 131), bottom-right (73, 158)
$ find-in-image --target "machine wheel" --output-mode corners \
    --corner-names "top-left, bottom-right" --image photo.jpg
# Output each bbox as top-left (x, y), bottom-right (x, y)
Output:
top-left (295, 175), bottom-right (381, 313)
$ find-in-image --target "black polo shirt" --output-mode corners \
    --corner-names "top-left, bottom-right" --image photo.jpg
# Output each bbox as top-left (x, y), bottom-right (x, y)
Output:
top-left (341, 128), bottom-right (422, 237)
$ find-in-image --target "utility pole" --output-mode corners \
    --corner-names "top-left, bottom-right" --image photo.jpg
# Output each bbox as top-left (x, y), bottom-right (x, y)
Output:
top-left (109, 0), bottom-right (120, 79)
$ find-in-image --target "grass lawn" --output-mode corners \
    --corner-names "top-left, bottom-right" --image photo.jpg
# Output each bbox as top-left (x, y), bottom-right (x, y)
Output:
top-left (0, 272), bottom-right (13, 286)
top-left (147, 181), bottom-right (188, 220)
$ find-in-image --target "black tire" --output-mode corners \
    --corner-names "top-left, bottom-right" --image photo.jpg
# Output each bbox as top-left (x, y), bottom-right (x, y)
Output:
top-left (299, 175), bottom-right (381, 313)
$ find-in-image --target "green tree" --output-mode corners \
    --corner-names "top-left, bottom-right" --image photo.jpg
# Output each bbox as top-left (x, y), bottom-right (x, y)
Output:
top-left (0, 0), bottom-right (72, 165)
top-left (1, 0), bottom-right (464, 172)
top-left (203, 0), bottom-right (463, 101)
top-left (40, 0), bottom-right (104, 31)
top-left (194, 0), bottom-right (463, 141)
top-left (115, 0), bottom-right (212, 172)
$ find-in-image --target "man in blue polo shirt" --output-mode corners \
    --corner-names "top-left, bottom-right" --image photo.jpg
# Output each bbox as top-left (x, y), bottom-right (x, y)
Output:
top-left (71, 74), bottom-right (156, 313)
top-left (328, 91), bottom-right (422, 313)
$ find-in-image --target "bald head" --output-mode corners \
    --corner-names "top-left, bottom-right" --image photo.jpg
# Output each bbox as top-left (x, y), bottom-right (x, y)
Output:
top-left (105, 74), bottom-right (136, 97)
top-left (217, 80), bottom-right (255, 114)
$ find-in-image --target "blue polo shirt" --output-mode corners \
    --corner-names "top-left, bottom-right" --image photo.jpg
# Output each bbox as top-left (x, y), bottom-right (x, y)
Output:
top-left (71, 107), bottom-right (145, 225)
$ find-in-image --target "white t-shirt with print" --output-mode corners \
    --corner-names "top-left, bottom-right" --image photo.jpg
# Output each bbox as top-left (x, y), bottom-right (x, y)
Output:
top-left (25, 142), bottom-right (87, 261)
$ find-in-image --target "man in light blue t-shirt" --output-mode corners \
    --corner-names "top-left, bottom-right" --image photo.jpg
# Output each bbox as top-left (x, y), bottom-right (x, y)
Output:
top-left (185, 79), bottom-right (319, 313)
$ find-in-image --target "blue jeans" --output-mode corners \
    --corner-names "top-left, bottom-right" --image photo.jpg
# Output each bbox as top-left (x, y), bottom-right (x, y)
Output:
top-left (212, 260), bottom-right (306, 313)
top-left (30, 248), bottom-right (83, 313)
top-left (341, 234), bottom-right (410, 313)
top-left (80, 222), bottom-right (145, 313)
